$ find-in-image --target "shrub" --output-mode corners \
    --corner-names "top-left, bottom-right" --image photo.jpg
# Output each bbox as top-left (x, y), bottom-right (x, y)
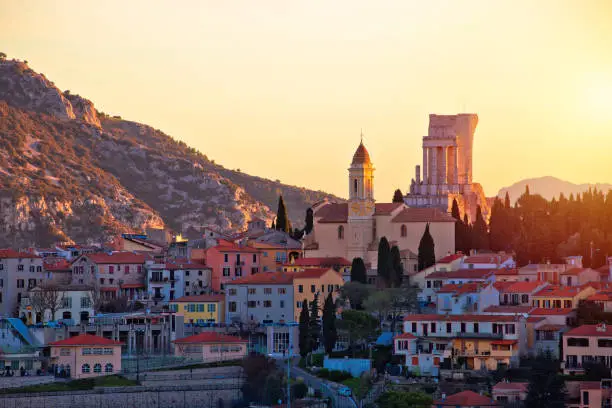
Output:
top-left (318, 368), bottom-right (329, 378)
top-left (311, 353), bottom-right (324, 367)
top-left (328, 370), bottom-right (352, 382)
top-left (292, 382), bottom-right (308, 399)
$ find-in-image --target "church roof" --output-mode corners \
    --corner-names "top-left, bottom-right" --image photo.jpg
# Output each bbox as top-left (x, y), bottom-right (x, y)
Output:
top-left (351, 142), bottom-right (372, 165)
top-left (316, 203), bottom-right (453, 223)
top-left (391, 207), bottom-right (455, 223)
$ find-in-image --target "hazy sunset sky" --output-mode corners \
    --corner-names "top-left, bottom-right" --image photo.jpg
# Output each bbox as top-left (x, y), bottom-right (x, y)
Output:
top-left (2, 1), bottom-right (611, 200)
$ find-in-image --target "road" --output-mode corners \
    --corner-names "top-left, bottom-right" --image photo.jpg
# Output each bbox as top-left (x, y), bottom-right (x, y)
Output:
top-left (291, 364), bottom-right (357, 408)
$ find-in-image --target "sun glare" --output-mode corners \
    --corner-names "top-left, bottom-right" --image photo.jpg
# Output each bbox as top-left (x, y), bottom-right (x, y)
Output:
top-left (582, 74), bottom-right (612, 120)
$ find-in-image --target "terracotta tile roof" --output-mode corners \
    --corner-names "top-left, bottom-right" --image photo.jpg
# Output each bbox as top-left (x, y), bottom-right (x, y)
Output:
top-left (43, 259), bottom-right (72, 271)
top-left (172, 294), bottom-right (224, 303)
top-left (493, 382), bottom-right (528, 392)
top-left (529, 307), bottom-right (574, 316)
top-left (580, 381), bottom-right (603, 390)
top-left (491, 340), bottom-right (518, 345)
top-left (493, 269), bottom-right (519, 276)
top-left (527, 316), bottom-right (545, 323)
top-left (49, 334), bottom-right (123, 346)
top-left (316, 203), bottom-right (348, 223)
top-left (394, 333), bottom-right (417, 340)
top-left (351, 142), bottom-right (372, 165)
top-left (288, 257), bottom-right (351, 267)
top-left (390, 207), bottom-right (455, 223)
top-left (597, 265), bottom-right (611, 275)
top-left (561, 268), bottom-right (589, 276)
top-left (533, 285), bottom-right (586, 298)
top-left (437, 282), bottom-right (485, 295)
top-left (464, 254), bottom-right (512, 264)
top-left (374, 203), bottom-right (404, 215)
top-left (228, 272), bottom-right (294, 285)
top-left (120, 283), bottom-right (145, 289)
top-left (403, 313), bottom-right (519, 323)
top-left (438, 254), bottom-right (464, 263)
top-left (87, 252), bottom-right (147, 264)
top-left (565, 324), bottom-right (612, 337)
top-left (499, 281), bottom-right (547, 294)
top-left (165, 261), bottom-right (208, 270)
top-left (0, 249), bottom-right (40, 259)
top-left (589, 292), bottom-right (612, 302)
top-left (294, 268), bottom-right (339, 280)
top-left (483, 305), bottom-right (533, 314)
top-left (426, 269), bottom-right (496, 280)
top-left (535, 324), bottom-right (565, 332)
top-left (173, 332), bottom-right (247, 344)
top-left (493, 281), bottom-right (513, 291)
top-left (433, 390), bottom-right (500, 406)
top-left (213, 240), bottom-right (259, 253)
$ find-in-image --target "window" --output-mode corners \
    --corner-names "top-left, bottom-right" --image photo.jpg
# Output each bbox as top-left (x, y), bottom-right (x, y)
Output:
top-left (400, 225), bottom-right (407, 237)
top-left (248, 288), bottom-right (257, 295)
top-left (311, 285), bottom-right (316, 293)
top-left (18, 264), bottom-right (24, 271)
top-left (62, 297), bottom-right (72, 308)
top-left (460, 323), bottom-right (466, 333)
top-left (28, 279), bottom-right (36, 289)
top-left (198, 270), bottom-right (202, 276)
top-left (328, 285), bottom-right (333, 292)
top-left (564, 300), bottom-right (572, 308)
top-left (29, 265), bottom-right (35, 272)
top-left (137, 265), bottom-right (142, 273)
top-left (186, 271), bottom-right (190, 276)
top-left (297, 301), bottom-right (303, 308)
top-left (100, 278), bottom-right (105, 284)
top-left (430, 323), bottom-right (436, 333)
top-left (197, 304), bottom-right (205, 312)
top-left (521, 294), bottom-right (529, 304)
top-left (17, 279), bottom-right (24, 288)
top-left (109, 266), bottom-right (114, 274)
top-left (338, 226), bottom-right (344, 240)
top-left (235, 267), bottom-right (242, 277)
top-left (82, 364), bottom-right (91, 373)
top-left (94, 363), bottom-right (102, 373)
top-left (36, 265), bottom-right (42, 272)
top-left (253, 254), bottom-right (257, 263)
top-left (505, 324), bottom-right (516, 334)
top-left (109, 278), bottom-right (114, 284)
top-left (185, 281), bottom-right (190, 288)
top-left (208, 304), bottom-right (216, 312)
top-left (353, 179), bottom-right (358, 194)
top-left (105, 363), bottom-right (113, 373)
top-left (264, 300), bottom-right (272, 308)
top-left (298, 285), bottom-right (303, 293)
top-left (228, 288), bottom-right (237, 296)
top-left (567, 337), bottom-right (589, 347)
top-left (125, 266), bottom-right (130, 274)
top-left (264, 288), bottom-right (272, 295)
top-left (224, 254), bottom-right (229, 263)
top-left (81, 296), bottom-right (91, 308)
top-left (229, 302), bottom-right (237, 312)
top-left (223, 267), bottom-right (230, 277)
top-left (411, 322), bottom-right (417, 333)
top-left (280, 300), bottom-right (285, 308)
top-left (446, 323), bottom-right (452, 333)
top-left (278, 288), bottom-right (286, 295)
top-left (427, 281), bottom-right (431, 288)
top-left (473, 323), bottom-right (479, 333)
top-left (60, 348), bottom-right (71, 356)
top-left (247, 301), bottom-right (256, 308)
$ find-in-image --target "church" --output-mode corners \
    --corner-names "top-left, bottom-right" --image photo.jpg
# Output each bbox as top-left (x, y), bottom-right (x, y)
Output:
top-left (304, 140), bottom-right (456, 275)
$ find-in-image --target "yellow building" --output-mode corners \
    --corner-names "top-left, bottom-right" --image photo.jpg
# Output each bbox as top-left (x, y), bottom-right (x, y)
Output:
top-left (249, 234), bottom-right (302, 273)
top-left (170, 294), bottom-right (225, 324)
top-left (451, 338), bottom-right (519, 371)
top-left (531, 285), bottom-right (596, 309)
top-left (292, 268), bottom-right (344, 322)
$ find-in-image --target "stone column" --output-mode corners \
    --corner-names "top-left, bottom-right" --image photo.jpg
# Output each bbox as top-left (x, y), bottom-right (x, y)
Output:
top-left (429, 147), bottom-right (438, 186)
top-left (422, 147), bottom-right (429, 184)
top-left (439, 146), bottom-right (447, 185)
top-left (453, 147), bottom-right (459, 185)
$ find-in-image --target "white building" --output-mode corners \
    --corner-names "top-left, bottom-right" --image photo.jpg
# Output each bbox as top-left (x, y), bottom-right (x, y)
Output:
top-left (19, 284), bottom-right (95, 325)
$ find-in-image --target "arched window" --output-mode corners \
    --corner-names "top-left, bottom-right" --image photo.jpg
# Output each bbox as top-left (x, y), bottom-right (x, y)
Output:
top-left (400, 224), bottom-right (407, 237)
top-left (82, 364), bottom-right (90, 373)
top-left (94, 363), bottom-right (102, 373)
top-left (105, 363), bottom-right (113, 373)
top-left (353, 179), bottom-right (358, 195)
top-left (338, 226), bottom-right (344, 240)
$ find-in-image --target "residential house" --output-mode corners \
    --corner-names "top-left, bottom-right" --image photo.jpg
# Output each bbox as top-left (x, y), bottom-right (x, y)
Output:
top-left (435, 283), bottom-right (499, 314)
top-left (587, 291), bottom-right (612, 312)
top-left (407, 253), bottom-right (465, 290)
top-left (283, 257), bottom-right (352, 281)
top-left (173, 332), bottom-right (247, 363)
top-left (498, 281), bottom-right (549, 306)
top-left (71, 252), bottom-right (148, 300)
top-left (461, 253), bottom-right (515, 270)
top-left (0, 317), bottom-right (43, 372)
top-left (55, 244), bottom-right (99, 261)
top-left (395, 314), bottom-right (526, 375)
top-left (531, 285), bottom-right (596, 309)
top-left (203, 240), bottom-right (260, 291)
top-left (563, 323), bottom-right (612, 375)
top-left (249, 230), bottom-right (302, 272)
top-left (147, 260), bottom-right (211, 303)
top-left (49, 334), bottom-right (122, 379)
top-left (492, 382), bottom-right (528, 406)
top-left (422, 269), bottom-right (496, 304)
top-left (431, 390), bottom-right (500, 407)
top-left (19, 284), bottom-right (95, 325)
top-left (560, 267), bottom-right (601, 286)
top-left (518, 256), bottom-right (584, 284)
top-left (492, 269), bottom-right (521, 282)
top-left (225, 272), bottom-right (294, 324)
top-left (571, 380), bottom-right (612, 408)
top-left (43, 259), bottom-right (73, 284)
top-left (0, 249), bottom-right (45, 317)
top-left (292, 268), bottom-right (344, 322)
top-left (169, 294), bottom-right (224, 324)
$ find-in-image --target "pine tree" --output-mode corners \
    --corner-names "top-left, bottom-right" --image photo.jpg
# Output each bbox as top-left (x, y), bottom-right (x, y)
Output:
top-left (377, 237), bottom-right (392, 286)
top-left (418, 224), bottom-right (436, 271)
top-left (390, 245), bottom-right (403, 288)
top-left (298, 299), bottom-right (310, 357)
top-left (472, 205), bottom-right (489, 250)
top-left (392, 189), bottom-right (404, 203)
top-left (504, 192), bottom-right (511, 208)
top-left (350, 257), bottom-right (368, 284)
top-left (309, 294), bottom-right (321, 352)
top-left (304, 208), bottom-right (314, 235)
top-left (275, 195), bottom-right (290, 232)
top-left (322, 293), bottom-right (337, 354)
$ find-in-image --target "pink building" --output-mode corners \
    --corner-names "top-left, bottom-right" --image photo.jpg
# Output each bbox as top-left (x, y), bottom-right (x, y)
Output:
top-left (563, 324), bottom-right (612, 375)
top-left (49, 334), bottom-right (123, 379)
top-left (203, 240), bottom-right (260, 291)
top-left (492, 382), bottom-right (527, 405)
top-left (72, 252), bottom-right (148, 300)
top-left (432, 390), bottom-right (500, 407)
top-left (498, 281), bottom-right (549, 306)
top-left (173, 332), bottom-right (248, 362)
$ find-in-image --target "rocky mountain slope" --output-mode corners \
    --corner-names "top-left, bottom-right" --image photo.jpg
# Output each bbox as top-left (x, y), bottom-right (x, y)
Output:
top-left (498, 176), bottom-right (612, 203)
top-left (0, 56), bottom-right (338, 247)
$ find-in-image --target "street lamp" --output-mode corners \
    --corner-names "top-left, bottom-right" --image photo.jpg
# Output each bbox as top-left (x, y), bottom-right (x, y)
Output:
top-left (282, 344), bottom-right (294, 408)
top-left (134, 328), bottom-right (145, 382)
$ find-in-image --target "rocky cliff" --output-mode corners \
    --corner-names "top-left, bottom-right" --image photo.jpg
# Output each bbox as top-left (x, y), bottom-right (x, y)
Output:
top-left (0, 57), bottom-right (338, 246)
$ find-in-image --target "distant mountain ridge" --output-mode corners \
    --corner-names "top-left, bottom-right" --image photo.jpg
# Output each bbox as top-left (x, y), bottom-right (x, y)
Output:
top-left (0, 56), bottom-right (338, 247)
top-left (497, 176), bottom-right (612, 203)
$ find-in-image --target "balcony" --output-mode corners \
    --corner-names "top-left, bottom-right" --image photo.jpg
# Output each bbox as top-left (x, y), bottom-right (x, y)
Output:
top-left (455, 332), bottom-right (503, 339)
top-left (455, 348), bottom-right (492, 357)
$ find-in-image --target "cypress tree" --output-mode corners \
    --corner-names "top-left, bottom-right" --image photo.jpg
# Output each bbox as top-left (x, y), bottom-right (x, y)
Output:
top-left (451, 198), bottom-right (465, 254)
top-left (418, 224), bottom-right (436, 271)
top-left (472, 205), bottom-right (489, 250)
top-left (525, 184), bottom-right (530, 196)
top-left (271, 220), bottom-right (276, 230)
top-left (304, 208), bottom-right (314, 235)
top-left (350, 257), bottom-right (367, 284)
top-left (377, 237), bottom-right (392, 286)
top-left (392, 189), bottom-right (404, 203)
top-left (463, 213), bottom-right (472, 253)
top-left (298, 299), bottom-right (310, 357)
top-left (451, 198), bottom-right (461, 220)
top-left (322, 293), bottom-right (337, 354)
top-left (275, 195), bottom-right (289, 232)
top-left (390, 245), bottom-right (403, 288)
top-left (489, 197), bottom-right (507, 251)
top-left (504, 192), bottom-right (511, 208)
top-left (309, 294), bottom-right (321, 352)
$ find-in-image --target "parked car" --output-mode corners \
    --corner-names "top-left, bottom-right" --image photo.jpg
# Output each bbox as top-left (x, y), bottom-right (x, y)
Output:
top-left (338, 386), bottom-right (352, 397)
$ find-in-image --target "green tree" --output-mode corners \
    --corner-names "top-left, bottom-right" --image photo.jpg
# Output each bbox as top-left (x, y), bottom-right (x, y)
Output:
top-left (392, 189), bottom-right (404, 203)
top-left (322, 293), bottom-right (337, 354)
top-left (489, 197), bottom-right (509, 251)
top-left (339, 282), bottom-right (374, 310)
top-left (241, 354), bottom-right (281, 404)
top-left (377, 390), bottom-right (432, 408)
top-left (364, 290), bottom-right (393, 328)
top-left (298, 299), bottom-right (311, 357)
top-left (418, 224), bottom-right (435, 271)
top-left (292, 382), bottom-right (309, 399)
top-left (451, 198), bottom-right (468, 254)
top-left (471, 205), bottom-right (489, 250)
top-left (390, 245), bottom-right (403, 288)
top-left (309, 294), bottom-right (321, 352)
top-left (275, 195), bottom-right (290, 232)
top-left (304, 208), bottom-right (314, 235)
top-left (0, 52), bottom-right (6, 61)
top-left (350, 257), bottom-right (368, 284)
top-left (377, 237), bottom-right (392, 286)
top-left (338, 310), bottom-right (379, 356)
top-left (524, 352), bottom-right (566, 408)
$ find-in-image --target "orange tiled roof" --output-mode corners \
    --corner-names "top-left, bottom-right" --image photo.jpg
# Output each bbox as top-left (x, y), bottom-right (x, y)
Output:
top-left (437, 282), bottom-right (485, 295)
top-left (49, 334), bottom-right (122, 346)
top-left (394, 333), bottom-right (417, 340)
top-left (0, 249), bottom-right (40, 259)
top-left (533, 285), bottom-right (586, 298)
top-left (433, 390), bottom-right (500, 406)
top-left (43, 259), bottom-right (72, 271)
top-left (87, 252), bottom-right (147, 264)
top-left (535, 324), bottom-right (565, 332)
top-left (529, 307), bottom-right (574, 316)
top-left (213, 240), bottom-right (259, 253)
top-left (588, 292), bottom-right (612, 302)
top-left (492, 382), bottom-right (528, 392)
top-left (351, 142), bottom-right (371, 165)
top-left (426, 269), bottom-right (496, 280)
top-left (390, 207), bottom-right (455, 223)
top-left (227, 272), bottom-right (294, 285)
top-left (173, 294), bottom-right (224, 303)
top-left (374, 203), bottom-right (404, 215)
top-left (438, 254), bottom-right (464, 264)
top-left (288, 257), bottom-right (351, 267)
top-left (493, 269), bottom-right (519, 276)
top-left (316, 203), bottom-right (348, 223)
top-left (565, 324), bottom-right (612, 337)
top-left (464, 254), bottom-right (512, 264)
top-left (403, 314), bottom-right (519, 322)
top-left (293, 268), bottom-right (338, 279)
top-left (173, 332), bottom-right (247, 344)
top-left (580, 381), bottom-right (604, 390)
top-left (499, 281), bottom-right (546, 294)
top-left (483, 305), bottom-right (533, 314)
top-left (493, 281), bottom-right (513, 291)
top-left (165, 261), bottom-right (208, 270)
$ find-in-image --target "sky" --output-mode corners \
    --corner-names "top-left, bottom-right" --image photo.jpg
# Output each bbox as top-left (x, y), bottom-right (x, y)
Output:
top-left (1, 1), bottom-right (611, 200)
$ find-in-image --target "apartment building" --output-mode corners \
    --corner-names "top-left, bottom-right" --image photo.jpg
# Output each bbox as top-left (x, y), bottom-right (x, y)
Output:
top-left (497, 281), bottom-right (549, 306)
top-left (531, 285), bottom-right (596, 309)
top-left (169, 294), bottom-right (224, 324)
top-left (292, 268), bottom-right (344, 322)
top-left (147, 260), bottom-right (211, 302)
top-left (435, 283), bottom-right (499, 314)
top-left (563, 323), bottom-right (612, 375)
top-left (0, 249), bottom-right (45, 317)
top-left (19, 284), bottom-right (95, 324)
top-left (202, 240), bottom-right (260, 291)
top-left (422, 269), bottom-right (496, 304)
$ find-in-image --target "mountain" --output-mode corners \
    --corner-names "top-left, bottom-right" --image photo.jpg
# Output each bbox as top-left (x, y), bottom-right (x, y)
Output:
top-left (497, 176), bottom-right (612, 203)
top-left (0, 56), bottom-right (338, 247)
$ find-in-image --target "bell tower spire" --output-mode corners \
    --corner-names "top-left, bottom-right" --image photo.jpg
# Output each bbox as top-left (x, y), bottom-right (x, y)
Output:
top-left (348, 137), bottom-right (375, 215)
